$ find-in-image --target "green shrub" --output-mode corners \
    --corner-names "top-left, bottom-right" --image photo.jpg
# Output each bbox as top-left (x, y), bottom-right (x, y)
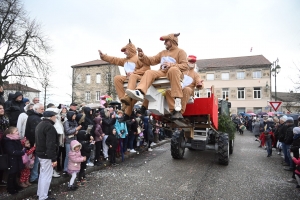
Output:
top-left (218, 114), bottom-right (235, 140)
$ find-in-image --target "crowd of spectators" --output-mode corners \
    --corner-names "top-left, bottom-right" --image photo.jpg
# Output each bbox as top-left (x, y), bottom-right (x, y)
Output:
top-left (0, 91), bottom-right (171, 199)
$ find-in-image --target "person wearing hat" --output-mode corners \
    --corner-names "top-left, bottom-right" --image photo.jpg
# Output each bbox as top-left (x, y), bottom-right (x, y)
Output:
top-left (125, 33), bottom-right (189, 119)
top-left (282, 117), bottom-right (296, 171)
top-left (69, 103), bottom-right (78, 114)
top-left (98, 40), bottom-right (150, 120)
top-left (165, 55), bottom-right (203, 121)
top-left (35, 111), bottom-right (58, 200)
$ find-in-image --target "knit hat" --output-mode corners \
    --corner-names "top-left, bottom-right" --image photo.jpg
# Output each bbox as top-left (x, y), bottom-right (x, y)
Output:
top-left (160, 33), bottom-right (180, 46)
top-left (22, 98), bottom-right (29, 103)
top-left (286, 117), bottom-right (294, 123)
top-left (187, 55), bottom-right (197, 63)
top-left (293, 127), bottom-right (300, 135)
top-left (121, 39), bottom-right (136, 58)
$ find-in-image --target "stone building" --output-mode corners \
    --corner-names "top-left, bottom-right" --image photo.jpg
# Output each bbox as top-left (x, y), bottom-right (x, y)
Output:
top-left (195, 55), bottom-right (272, 115)
top-left (271, 92), bottom-right (300, 113)
top-left (71, 60), bottom-right (120, 104)
top-left (3, 83), bottom-right (40, 101)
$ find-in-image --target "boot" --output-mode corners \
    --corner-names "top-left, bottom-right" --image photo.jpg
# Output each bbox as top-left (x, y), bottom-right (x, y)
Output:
top-left (121, 95), bottom-right (131, 106)
top-left (171, 111), bottom-right (183, 120)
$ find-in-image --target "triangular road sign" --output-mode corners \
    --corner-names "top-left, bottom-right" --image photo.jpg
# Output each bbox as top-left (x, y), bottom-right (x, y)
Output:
top-left (269, 101), bottom-right (282, 111)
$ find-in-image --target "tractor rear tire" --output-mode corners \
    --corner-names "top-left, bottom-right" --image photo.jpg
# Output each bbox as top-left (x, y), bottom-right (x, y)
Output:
top-left (171, 129), bottom-right (186, 159)
top-left (218, 133), bottom-right (229, 165)
top-left (229, 139), bottom-right (234, 155)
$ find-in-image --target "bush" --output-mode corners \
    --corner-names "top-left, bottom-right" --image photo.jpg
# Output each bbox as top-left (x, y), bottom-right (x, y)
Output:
top-left (218, 114), bottom-right (236, 140)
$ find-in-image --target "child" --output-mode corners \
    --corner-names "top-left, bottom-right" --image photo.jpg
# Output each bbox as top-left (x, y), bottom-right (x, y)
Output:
top-left (3, 127), bottom-right (25, 195)
top-left (105, 128), bottom-right (118, 166)
top-left (76, 130), bottom-right (95, 186)
top-left (67, 140), bottom-right (86, 190)
top-left (94, 116), bottom-right (104, 166)
top-left (19, 137), bottom-right (35, 188)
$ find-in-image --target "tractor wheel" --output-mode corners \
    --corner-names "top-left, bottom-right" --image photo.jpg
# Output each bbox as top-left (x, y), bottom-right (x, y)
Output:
top-left (171, 129), bottom-right (186, 159)
top-left (229, 139), bottom-right (234, 155)
top-left (218, 133), bottom-right (229, 165)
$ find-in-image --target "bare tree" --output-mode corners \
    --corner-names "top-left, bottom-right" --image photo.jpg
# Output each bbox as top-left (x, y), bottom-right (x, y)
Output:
top-left (0, 0), bottom-right (51, 85)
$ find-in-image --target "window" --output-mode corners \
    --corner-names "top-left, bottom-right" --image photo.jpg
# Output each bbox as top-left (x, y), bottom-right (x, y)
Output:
top-left (96, 91), bottom-right (101, 101)
top-left (194, 90), bottom-right (200, 98)
top-left (86, 74), bottom-right (91, 84)
top-left (206, 74), bottom-right (214, 80)
top-left (96, 73), bottom-right (101, 83)
top-left (206, 88), bottom-right (211, 97)
top-left (222, 88), bottom-right (229, 99)
top-left (221, 73), bottom-right (229, 80)
top-left (253, 87), bottom-right (261, 99)
top-left (253, 71), bottom-right (261, 79)
top-left (237, 107), bottom-right (245, 114)
top-left (237, 72), bottom-right (245, 79)
top-left (85, 91), bottom-right (91, 101)
top-left (106, 73), bottom-right (112, 83)
top-left (237, 88), bottom-right (245, 99)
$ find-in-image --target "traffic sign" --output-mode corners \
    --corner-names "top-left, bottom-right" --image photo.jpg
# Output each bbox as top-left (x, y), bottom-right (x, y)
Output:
top-left (269, 101), bottom-right (282, 111)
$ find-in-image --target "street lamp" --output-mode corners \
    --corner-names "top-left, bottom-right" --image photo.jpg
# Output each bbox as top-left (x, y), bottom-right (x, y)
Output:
top-left (271, 58), bottom-right (281, 101)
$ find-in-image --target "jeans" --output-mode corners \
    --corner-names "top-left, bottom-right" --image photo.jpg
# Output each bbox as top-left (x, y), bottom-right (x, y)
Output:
top-left (64, 143), bottom-right (70, 172)
top-left (128, 134), bottom-right (135, 150)
top-left (123, 135), bottom-right (128, 152)
top-left (286, 145), bottom-right (293, 169)
top-left (266, 140), bottom-right (272, 156)
top-left (281, 143), bottom-right (290, 165)
top-left (30, 155), bottom-right (40, 182)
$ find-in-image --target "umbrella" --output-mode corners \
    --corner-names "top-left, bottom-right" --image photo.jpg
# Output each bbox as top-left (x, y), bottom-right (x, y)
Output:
top-left (100, 95), bottom-right (113, 101)
top-left (109, 101), bottom-right (121, 106)
top-left (268, 112), bottom-right (274, 116)
top-left (247, 113), bottom-right (256, 116)
top-left (256, 112), bottom-right (267, 116)
top-left (85, 103), bottom-right (102, 109)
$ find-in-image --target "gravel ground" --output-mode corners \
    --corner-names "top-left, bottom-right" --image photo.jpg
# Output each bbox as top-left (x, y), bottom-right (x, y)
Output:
top-left (2, 130), bottom-right (300, 200)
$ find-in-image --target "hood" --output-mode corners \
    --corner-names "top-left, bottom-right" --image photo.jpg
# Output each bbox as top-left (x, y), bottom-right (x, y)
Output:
top-left (75, 113), bottom-right (85, 125)
top-left (93, 116), bottom-right (102, 124)
top-left (121, 39), bottom-right (136, 58)
top-left (13, 91), bottom-right (23, 100)
top-left (7, 93), bottom-right (14, 101)
top-left (26, 109), bottom-right (35, 116)
top-left (160, 33), bottom-right (180, 46)
top-left (83, 107), bottom-right (92, 116)
top-left (70, 140), bottom-right (82, 151)
top-left (99, 108), bottom-right (105, 118)
top-left (77, 130), bottom-right (89, 141)
top-left (67, 111), bottom-right (75, 121)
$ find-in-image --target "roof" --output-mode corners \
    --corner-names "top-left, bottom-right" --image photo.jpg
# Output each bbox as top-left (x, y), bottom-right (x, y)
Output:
top-left (3, 83), bottom-right (41, 92)
top-left (71, 59), bottom-right (110, 68)
top-left (196, 55), bottom-right (271, 69)
top-left (272, 92), bottom-right (300, 102)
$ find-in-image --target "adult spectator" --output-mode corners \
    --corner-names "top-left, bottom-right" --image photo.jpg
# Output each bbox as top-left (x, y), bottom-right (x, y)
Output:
top-left (4, 93), bottom-right (14, 109)
top-left (32, 97), bottom-right (40, 104)
top-left (69, 103), bottom-right (78, 114)
top-left (4, 92), bottom-right (26, 126)
top-left (35, 111), bottom-right (58, 200)
top-left (25, 103), bottom-right (44, 183)
top-left (0, 86), bottom-right (5, 105)
top-left (283, 117), bottom-right (296, 171)
top-left (0, 104), bottom-right (10, 187)
top-left (278, 116), bottom-right (288, 166)
top-left (17, 103), bottom-right (34, 139)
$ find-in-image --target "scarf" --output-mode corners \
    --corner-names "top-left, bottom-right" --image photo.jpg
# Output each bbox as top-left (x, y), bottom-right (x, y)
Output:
top-left (6, 134), bottom-right (20, 140)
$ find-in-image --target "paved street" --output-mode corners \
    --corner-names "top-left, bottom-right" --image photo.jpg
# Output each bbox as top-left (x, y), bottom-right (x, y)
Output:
top-left (25, 130), bottom-right (299, 200)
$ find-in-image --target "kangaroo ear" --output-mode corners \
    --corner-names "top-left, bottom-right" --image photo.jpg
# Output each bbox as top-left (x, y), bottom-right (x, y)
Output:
top-left (174, 33), bottom-right (180, 37)
top-left (129, 39), bottom-right (131, 43)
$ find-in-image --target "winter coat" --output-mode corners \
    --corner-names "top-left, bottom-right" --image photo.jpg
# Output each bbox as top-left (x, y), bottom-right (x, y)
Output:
top-left (35, 118), bottom-right (58, 162)
top-left (0, 115), bottom-right (9, 142)
top-left (94, 116), bottom-right (104, 142)
top-left (252, 121), bottom-right (260, 136)
top-left (81, 107), bottom-right (95, 137)
top-left (3, 136), bottom-right (25, 174)
top-left (63, 111), bottom-right (78, 144)
top-left (284, 124), bottom-right (295, 145)
top-left (24, 109), bottom-right (43, 147)
top-left (290, 137), bottom-right (300, 159)
top-left (77, 130), bottom-right (94, 158)
top-left (105, 134), bottom-right (118, 150)
top-left (126, 119), bottom-right (138, 136)
top-left (292, 157), bottom-right (300, 175)
top-left (4, 92), bottom-right (25, 126)
top-left (266, 121), bottom-right (275, 132)
top-left (102, 116), bottom-right (116, 135)
top-left (68, 140), bottom-right (85, 172)
top-left (3, 93), bottom-right (14, 110)
top-left (278, 123), bottom-right (288, 142)
top-left (0, 91), bottom-right (5, 106)
top-left (114, 118), bottom-right (128, 138)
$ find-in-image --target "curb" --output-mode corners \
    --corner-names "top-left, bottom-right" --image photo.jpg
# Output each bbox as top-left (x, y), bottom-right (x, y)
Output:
top-left (2, 138), bottom-right (171, 200)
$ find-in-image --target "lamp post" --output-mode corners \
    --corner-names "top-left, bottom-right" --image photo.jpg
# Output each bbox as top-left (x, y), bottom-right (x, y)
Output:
top-left (271, 58), bottom-right (281, 101)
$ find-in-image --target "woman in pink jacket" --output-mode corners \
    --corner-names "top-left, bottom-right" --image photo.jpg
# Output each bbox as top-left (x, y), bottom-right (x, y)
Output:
top-left (67, 140), bottom-right (86, 191)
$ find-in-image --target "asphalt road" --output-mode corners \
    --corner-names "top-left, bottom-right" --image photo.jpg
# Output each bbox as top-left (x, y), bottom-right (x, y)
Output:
top-left (25, 130), bottom-right (300, 200)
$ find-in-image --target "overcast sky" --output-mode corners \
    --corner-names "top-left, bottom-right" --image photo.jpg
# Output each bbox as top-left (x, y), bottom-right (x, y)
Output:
top-left (22, 0), bottom-right (300, 105)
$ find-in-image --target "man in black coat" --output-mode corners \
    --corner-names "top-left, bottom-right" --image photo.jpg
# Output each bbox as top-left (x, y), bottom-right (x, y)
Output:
top-left (25, 103), bottom-right (44, 183)
top-left (35, 111), bottom-right (58, 200)
top-left (283, 117), bottom-right (296, 171)
top-left (4, 91), bottom-right (26, 126)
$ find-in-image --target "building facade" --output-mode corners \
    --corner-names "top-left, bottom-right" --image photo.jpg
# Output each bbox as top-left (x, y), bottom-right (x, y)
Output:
top-left (271, 92), bottom-right (300, 114)
top-left (71, 60), bottom-right (120, 104)
top-left (3, 83), bottom-right (40, 102)
top-left (195, 55), bottom-right (272, 115)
